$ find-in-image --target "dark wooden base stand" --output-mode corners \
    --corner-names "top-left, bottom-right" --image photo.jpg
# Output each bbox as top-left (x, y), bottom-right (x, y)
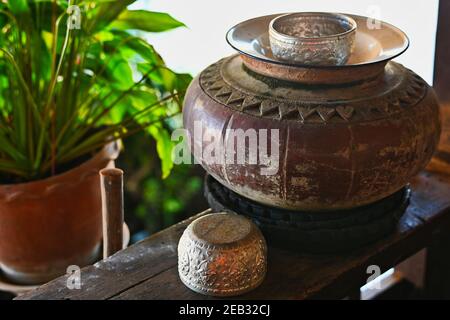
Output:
top-left (205, 174), bottom-right (409, 254)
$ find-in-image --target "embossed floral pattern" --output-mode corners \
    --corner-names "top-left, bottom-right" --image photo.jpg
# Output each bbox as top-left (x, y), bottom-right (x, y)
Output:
top-left (178, 227), bottom-right (267, 296)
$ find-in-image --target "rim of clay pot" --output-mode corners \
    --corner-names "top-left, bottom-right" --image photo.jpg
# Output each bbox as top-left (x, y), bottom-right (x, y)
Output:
top-left (0, 140), bottom-right (120, 191)
top-left (240, 54), bottom-right (387, 85)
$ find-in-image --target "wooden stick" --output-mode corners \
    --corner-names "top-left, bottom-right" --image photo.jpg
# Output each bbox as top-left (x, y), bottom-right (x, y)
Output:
top-left (100, 168), bottom-right (124, 259)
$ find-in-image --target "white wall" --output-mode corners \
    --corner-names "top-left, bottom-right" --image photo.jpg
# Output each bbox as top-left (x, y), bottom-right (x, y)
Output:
top-left (133, 0), bottom-right (439, 84)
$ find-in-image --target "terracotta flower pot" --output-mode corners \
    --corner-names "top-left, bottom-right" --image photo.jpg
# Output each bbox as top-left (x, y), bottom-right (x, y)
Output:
top-left (0, 141), bottom-right (120, 284)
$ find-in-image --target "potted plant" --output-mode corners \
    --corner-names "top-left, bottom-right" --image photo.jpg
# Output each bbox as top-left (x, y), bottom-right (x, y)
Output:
top-left (0, 0), bottom-right (191, 284)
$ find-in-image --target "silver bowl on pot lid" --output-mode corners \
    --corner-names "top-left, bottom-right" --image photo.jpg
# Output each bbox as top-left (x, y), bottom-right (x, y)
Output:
top-left (268, 12), bottom-right (357, 65)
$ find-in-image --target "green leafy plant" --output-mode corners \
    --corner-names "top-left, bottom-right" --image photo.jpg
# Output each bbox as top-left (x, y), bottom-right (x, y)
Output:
top-left (0, 0), bottom-right (191, 182)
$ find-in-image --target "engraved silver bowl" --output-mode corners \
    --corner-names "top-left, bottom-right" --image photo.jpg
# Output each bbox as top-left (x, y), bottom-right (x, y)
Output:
top-left (177, 212), bottom-right (267, 297)
top-left (269, 12), bottom-right (357, 65)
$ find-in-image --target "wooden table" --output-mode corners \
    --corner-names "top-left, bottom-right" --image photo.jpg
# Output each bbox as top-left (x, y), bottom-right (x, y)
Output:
top-left (15, 169), bottom-right (450, 299)
top-left (16, 106), bottom-right (450, 300)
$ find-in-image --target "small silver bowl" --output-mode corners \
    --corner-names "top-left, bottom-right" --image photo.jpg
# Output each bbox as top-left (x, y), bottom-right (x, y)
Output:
top-left (269, 12), bottom-right (357, 65)
top-left (178, 212), bottom-right (267, 297)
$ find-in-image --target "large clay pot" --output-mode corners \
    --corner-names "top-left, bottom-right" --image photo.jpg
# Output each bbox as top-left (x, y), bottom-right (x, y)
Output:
top-left (183, 15), bottom-right (441, 211)
top-left (0, 142), bottom-right (119, 284)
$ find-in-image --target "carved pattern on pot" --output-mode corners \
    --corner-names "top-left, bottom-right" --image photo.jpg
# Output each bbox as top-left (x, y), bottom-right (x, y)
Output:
top-left (199, 57), bottom-right (428, 123)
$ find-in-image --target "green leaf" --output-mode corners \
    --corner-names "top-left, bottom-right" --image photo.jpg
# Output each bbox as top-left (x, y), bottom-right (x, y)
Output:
top-left (172, 73), bottom-right (193, 99)
top-left (128, 89), bottom-right (158, 111)
top-left (121, 36), bottom-right (163, 65)
top-left (94, 30), bottom-right (115, 42)
top-left (7, 0), bottom-right (29, 14)
top-left (105, 56), bottom-right (133, 90)
top-left (89, 0), bottom-right (135, 33)
top-left (138, 63), bottom-right (192, 100)
top-left (163, 198), bottom-right (183, 213)
top-left (137, 62), bottom-right (175, 93)
top-left (147, 124), bottom-right (174, 179)
top-left (28, 1), bottom-right (66, 32)
top-left (0, 159), bottom-right (28, 177)
top-left (110, 10), bottom-right (185, 32)
top-left (32, 32), bottom-right (52, 84)
top-left (0, 132), bottom-right (27, 163)
top-left (107, 94), bottom-right (132, 123)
